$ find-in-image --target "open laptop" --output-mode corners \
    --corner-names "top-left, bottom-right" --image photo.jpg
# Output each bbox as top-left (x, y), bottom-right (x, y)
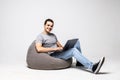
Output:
top-left (55, 38), bottom-right (78, 53)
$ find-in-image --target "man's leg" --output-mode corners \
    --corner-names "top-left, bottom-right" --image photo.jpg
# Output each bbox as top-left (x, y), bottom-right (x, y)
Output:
top-left (51, 48), bottom-right (105, 74)
top-left (73, 40), bottom-right (81, 52)
top-left (73, 40), bottom-right (84, 66)
top-left (51, 48), bottom-right (93, 70)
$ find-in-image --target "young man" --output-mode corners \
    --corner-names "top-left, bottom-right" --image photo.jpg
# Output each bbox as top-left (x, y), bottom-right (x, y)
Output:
top-left (35, 18), bottom-right (105, 74)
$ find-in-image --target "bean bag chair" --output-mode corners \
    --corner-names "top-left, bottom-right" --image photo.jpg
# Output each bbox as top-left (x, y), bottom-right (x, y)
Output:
top-left (26, 40), bottom-right (72, 70)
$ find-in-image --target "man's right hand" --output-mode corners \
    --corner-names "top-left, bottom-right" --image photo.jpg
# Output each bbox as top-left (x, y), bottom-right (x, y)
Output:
top-left (55, 47), bottom-right (63, 51)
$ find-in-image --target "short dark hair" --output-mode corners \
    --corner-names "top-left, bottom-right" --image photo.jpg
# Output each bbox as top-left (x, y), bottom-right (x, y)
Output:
top-left (44, 18), bottom-right (54, 25)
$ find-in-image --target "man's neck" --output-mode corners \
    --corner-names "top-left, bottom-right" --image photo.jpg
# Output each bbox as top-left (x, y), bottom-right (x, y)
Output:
top-left (42, 31), bottom-right (50, 35)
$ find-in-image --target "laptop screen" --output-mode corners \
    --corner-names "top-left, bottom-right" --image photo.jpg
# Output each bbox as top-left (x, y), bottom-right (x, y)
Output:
top-left (63, 38), bottom-right (78, 51)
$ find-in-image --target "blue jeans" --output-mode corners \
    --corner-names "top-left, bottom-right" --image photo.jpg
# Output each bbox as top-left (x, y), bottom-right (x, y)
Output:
top-left (50, 40), bottom-right (93, 69)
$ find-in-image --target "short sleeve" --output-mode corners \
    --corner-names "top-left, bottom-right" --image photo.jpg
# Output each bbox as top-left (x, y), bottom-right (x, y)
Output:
top-left (35, 34), bottom-right (43, 44)
top-left (53, 33), bottom-right (58, 42)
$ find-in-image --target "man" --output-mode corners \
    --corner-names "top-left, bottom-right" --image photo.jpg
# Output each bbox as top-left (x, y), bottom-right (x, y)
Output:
top-left (35, 18), bottom-right (105, 74)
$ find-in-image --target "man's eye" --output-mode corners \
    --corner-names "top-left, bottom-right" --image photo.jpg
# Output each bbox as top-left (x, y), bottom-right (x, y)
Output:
top-left (47, 25), bottom-right (53, 27)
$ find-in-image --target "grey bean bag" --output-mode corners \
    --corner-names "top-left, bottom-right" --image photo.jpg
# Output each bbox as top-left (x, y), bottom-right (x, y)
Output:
top-left (26, 41), bottom-right (72, 70)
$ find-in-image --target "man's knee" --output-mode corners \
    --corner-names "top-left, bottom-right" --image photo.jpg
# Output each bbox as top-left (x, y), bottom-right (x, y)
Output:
top-left (71, 48), bottom-right (79, 52)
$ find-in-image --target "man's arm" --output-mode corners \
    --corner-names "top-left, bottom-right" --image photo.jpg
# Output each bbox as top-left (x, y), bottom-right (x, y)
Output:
top-left (56, 41), bottom-right (63, 48)
top-left (35, 42), bottom-right (63, 53)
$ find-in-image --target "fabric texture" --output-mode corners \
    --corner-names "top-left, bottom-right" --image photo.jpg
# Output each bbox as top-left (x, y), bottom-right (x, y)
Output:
top-left (26, 40), bottom-right (72, 70)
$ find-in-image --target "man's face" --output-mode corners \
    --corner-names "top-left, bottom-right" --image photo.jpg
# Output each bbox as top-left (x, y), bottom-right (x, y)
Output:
top-left (44, 21), bottom-right (54, 33)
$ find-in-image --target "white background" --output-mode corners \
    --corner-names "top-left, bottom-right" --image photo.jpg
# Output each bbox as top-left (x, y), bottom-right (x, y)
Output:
top-left (0, 0), bottom-right (120, 70)
top-left (0, 0), bottom-right (120, 80)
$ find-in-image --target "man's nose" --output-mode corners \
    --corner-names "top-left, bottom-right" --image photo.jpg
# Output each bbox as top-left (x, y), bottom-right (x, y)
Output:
top-left (50, 26), bottom-right (53, 28)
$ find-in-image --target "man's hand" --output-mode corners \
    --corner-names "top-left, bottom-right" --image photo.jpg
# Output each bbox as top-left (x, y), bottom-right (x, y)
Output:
top-left (55, 47), bottom-right (63, 51)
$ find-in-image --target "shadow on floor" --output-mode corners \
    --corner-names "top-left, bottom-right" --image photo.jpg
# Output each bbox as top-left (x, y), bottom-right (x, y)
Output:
top-left (71, 66), bottom-right (111, 75)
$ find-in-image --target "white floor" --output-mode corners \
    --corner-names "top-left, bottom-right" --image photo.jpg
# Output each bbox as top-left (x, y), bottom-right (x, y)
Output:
top-left (0, 60), bottom-right (120, 80)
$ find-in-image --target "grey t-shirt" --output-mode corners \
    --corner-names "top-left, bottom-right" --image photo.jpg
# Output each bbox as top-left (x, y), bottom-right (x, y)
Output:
top-left (35, 33), bottom-right (58, 54)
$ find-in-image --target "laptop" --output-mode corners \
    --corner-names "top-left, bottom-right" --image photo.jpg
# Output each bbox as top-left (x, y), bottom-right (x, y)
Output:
top-left (55, 38), bottom-right (78, 53)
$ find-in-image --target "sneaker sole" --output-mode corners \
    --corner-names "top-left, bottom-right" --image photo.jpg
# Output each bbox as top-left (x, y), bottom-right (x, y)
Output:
top-left (94, 57), bottom-right (105, 74)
